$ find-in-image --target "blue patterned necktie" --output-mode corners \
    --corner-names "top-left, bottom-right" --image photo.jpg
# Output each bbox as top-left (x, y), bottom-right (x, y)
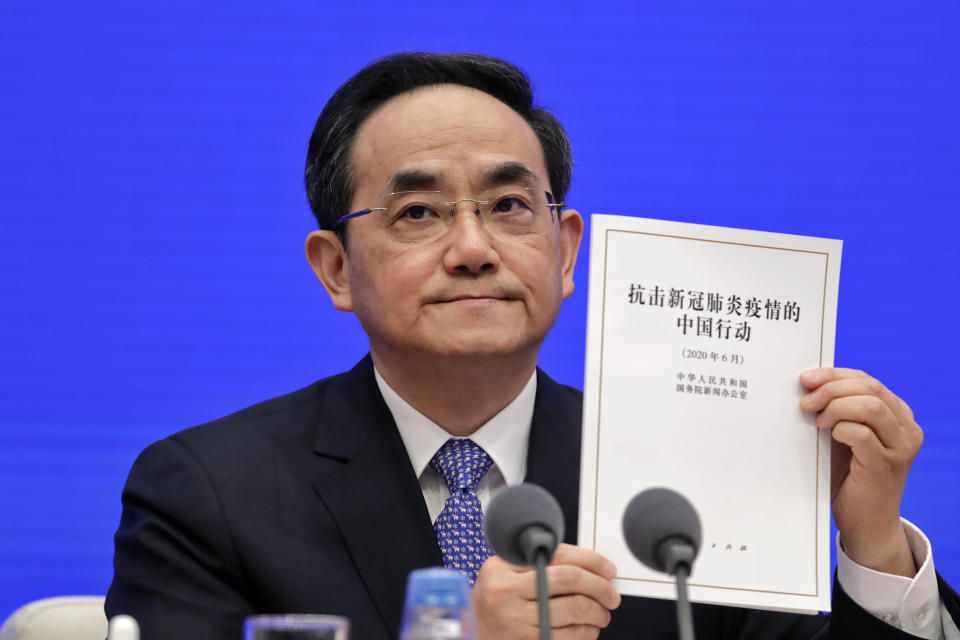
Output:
top-left (430, 438), bottom-right (494, 585)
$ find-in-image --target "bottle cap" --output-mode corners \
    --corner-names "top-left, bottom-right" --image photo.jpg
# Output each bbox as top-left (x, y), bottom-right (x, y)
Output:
top-left (404, 568), bottom-right (471, 608)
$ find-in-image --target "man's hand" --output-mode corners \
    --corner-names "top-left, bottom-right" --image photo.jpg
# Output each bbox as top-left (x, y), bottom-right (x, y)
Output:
top-left (800, 367), bottom-right (923, 577)
top-left (472, 543), bottom-right (621, 640)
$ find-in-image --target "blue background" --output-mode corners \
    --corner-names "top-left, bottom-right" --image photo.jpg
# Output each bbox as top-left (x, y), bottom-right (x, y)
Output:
top-left (1, 0), bottom-right (958, 620)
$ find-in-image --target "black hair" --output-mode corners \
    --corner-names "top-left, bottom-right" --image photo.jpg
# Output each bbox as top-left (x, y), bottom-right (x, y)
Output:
top-left (303, 52), bottom-right (572, 242)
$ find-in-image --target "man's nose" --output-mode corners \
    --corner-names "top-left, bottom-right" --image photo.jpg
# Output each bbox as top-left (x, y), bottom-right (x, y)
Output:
top-left (441, 202), bottom-right (501, 275)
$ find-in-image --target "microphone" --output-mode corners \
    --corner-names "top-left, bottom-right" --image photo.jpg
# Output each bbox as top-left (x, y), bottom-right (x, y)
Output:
top-left (485, 483), bottom-right (564, 565)
top-left (485, 484), bottom-right (564, 640)
top-left (622, 487), bottom-right (701, 640)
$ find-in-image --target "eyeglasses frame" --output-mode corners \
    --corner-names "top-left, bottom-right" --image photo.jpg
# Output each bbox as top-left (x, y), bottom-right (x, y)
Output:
top-left (333, 190), bottom-right (565, 229)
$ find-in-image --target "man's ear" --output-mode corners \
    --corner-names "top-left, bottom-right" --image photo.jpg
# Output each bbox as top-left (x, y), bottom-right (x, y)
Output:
top-left (305, 230), bottom-right (354, 311)
top-left (558, 209), bottom-right (584, 300)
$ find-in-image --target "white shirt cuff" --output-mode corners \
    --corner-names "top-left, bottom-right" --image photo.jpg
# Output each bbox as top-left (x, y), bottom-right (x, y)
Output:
top-left (837, 518), bottom-right (947, 639)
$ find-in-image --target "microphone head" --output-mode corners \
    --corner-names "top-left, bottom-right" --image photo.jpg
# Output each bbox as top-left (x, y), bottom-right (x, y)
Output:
top-left (621, 487), bottom-right (702, 573)
top-left (484, 483), bottom-right (564, 566)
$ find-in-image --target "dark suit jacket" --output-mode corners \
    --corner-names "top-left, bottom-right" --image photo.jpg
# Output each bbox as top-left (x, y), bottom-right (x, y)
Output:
top-left (106, 356), bottom-right (959, 639)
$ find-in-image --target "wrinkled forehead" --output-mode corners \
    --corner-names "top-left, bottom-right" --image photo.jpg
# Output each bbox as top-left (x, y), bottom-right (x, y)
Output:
top-left (348, 84), bottom-right (550, 204)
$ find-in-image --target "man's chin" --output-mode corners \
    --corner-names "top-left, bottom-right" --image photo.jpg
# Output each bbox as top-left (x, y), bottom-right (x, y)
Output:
top-left (418, 332), bottom-right (541, 362)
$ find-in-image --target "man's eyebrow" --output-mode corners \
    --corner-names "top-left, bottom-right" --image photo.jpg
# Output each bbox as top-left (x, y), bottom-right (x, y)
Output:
top-left (386, 169), bottom-right (440, 193)
top-left (482, 162), bottom-right (540, 188)
top-left (383, 163), bottom-right (540, 194)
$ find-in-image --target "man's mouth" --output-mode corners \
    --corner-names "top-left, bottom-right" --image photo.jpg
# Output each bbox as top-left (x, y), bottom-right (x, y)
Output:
top-left (439, 295), bottom-right (507, 306)
top-left (448, 294), bottom-right (502, 301)
top-left (425, 290), bottom-right (521, 305)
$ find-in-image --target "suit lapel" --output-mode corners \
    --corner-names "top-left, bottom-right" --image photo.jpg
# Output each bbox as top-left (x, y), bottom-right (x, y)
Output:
top-left (525, 369), bottom-right (584, 544)
top-left (310, 357), bottom-right (441, 639)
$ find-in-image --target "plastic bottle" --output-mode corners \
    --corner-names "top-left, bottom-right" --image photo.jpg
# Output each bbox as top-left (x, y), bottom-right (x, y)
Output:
top-left (399, 568), bottom-right (474, 640)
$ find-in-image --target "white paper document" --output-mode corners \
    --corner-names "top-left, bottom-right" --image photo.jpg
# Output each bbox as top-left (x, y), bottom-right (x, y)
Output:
top-left (579, 214), bottom-right (841, 614)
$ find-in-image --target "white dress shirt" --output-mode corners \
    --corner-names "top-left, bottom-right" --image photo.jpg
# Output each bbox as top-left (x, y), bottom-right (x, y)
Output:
top-left (376, 367), bottom-right (535, 522)
top-left (373, 367), bottom-right (956, 639)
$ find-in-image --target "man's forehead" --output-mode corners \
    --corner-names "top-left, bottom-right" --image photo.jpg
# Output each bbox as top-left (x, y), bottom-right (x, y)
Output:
top-left (349, 84), bottom-right (549, 198)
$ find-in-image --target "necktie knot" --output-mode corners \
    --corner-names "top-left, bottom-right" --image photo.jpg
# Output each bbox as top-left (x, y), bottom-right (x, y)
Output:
top-left (430, 438), bottom-right (493, 494)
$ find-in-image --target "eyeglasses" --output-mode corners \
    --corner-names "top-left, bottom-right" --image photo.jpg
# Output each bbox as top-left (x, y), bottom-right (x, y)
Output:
top-left (334, 187), bottom-right (565, 243)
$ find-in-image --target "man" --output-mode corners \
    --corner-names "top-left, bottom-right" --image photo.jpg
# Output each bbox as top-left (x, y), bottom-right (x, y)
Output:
top-left (106, 53), bottom-right (959, 639)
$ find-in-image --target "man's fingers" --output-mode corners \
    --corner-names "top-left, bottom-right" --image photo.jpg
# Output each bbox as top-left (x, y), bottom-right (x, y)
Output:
top-left (552, 624), bottom-right (602, 640)
top-left (801, 369), bottom-right (923, 459)
top-left (800, 367), bottom-right (868, 390)
top-left (801, 371), bottom-right (913, 425)
top-left (814, 395), bottom-right (903, 450)
top-left (830, 420), bottom-right (885, 468)
top-left (549, 594), bottom-right (612, 629)
top-left (800, 372), bottom-right (878, 409)
top-left (492, 594), bottom-right (611, 630)
top-left (551, 544), bottom-right (617, 579)
top-left (473, 546), bottom-right (620, 639)
top-left (547, 546), bottom-right (619, 610)
top-left (515, 564), bottom-right (620, 610)
top-left (491, 543), bottom-right (621, 607)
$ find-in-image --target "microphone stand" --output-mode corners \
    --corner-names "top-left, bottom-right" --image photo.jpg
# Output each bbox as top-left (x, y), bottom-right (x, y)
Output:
top-left (674, 564), bottom-right (694, 640)
top-left (534, 548), bottom-right (551, 640)
top-left (520, 527), bottom-right (555, 640)
top-left (662, 540), bottom-right (696, 640)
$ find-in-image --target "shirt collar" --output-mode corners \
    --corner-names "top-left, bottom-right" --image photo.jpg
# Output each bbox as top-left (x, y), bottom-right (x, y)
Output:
top-left (374, 366), bottom-right (536, 486)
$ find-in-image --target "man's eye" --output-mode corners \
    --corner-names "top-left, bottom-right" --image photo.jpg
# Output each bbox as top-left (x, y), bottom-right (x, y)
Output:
top-left (401, 205), bottom-right (432, 220)
top-left (492, 197), bottom-right (527, 214)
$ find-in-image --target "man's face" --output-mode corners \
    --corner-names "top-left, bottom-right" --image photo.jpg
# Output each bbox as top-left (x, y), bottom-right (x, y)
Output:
top-left (312, 84), bottom-right (582, 365)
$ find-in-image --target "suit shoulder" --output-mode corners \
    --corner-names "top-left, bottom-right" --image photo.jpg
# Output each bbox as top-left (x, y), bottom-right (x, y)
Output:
top-left (536, 368), bottom-right (583, 411)
top-left (161, 366), bottom-right (361, 459)
top-left (534, 368), bottom-right (584, 449)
